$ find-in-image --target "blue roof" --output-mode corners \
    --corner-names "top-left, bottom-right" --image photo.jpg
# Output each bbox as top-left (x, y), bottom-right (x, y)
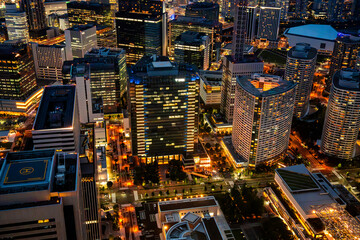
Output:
top-left (285, 24), bottom-right (338, 41)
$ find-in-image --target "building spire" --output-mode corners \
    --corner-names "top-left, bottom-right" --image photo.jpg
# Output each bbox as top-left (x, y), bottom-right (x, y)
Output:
top-left (232, 0), bottom-right (248, 62)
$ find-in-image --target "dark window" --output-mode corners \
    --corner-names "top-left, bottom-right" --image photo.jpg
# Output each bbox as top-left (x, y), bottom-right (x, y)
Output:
top-left (64, 205), bottom-right (77, 240)
top-left (320, 43), bottom-right (326, 49)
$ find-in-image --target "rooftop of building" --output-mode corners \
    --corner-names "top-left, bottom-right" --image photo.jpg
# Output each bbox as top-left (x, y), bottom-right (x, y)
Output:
top-left (275, 164), bottom-right (343, 219)
top-left (335, 32), bottom-right (360, 43)
top-left (66, 24), bottom-right (95, 32)
top-left (225, 54), bottom-right (262, 64)
top-left (67, 1), bottom-right (110, 9)
top-left (186, 2), bottom-right (219, 10)
top-left (86, 47), bottom-right (125, 58)
top-left (332, 69), bottom-right (360, 91)
top-left (170, 16), bottom-right (218, 27)
top-left (0, 150), bottom-right (78, 197)
top-left (0, 149), bottom-right (56, 195)
top-left (0, 42), bottom-right (28, 60)
top-left (287, 43), bottom-right (317, 59)
top-left (175, 31), bottom-right (208, 44)
top-left (238, 73), bottom-right (296, 97)
top-left (159, 196), bottom-right (218, 212)
top-left (33, 85), bottom-right (76, 130)
top-left (130, 55), bottom-right (200, 80)
top-left (284, 24), bottom-right (338, 41)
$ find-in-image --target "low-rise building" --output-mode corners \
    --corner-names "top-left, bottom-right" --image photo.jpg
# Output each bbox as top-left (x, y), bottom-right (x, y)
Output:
top-left (157, 196), bottom-right (234, 240)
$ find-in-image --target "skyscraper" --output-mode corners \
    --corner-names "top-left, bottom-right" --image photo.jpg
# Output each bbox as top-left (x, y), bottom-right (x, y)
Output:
top-left (275, 0), bottom-right (289, 21)
top-left (62, 47), bottom-right (127, 115)
top-left (67, 1), bottom-right (112, 28)
top-left (65, 24), bottom-right (97, 59)
top-left (0, 42), bottom-right (37, 100)
top-left (31, 43), bottom-right (71, 84)
top-left (33, 85), bottom-right (80, 153)
top-left (20, 0), bottom-right (47, 38)
top-left (115, 0), bottom-right (166, 64)
top-left (174, 31), bottom-right (210, 70)
top-left (0, 149), bottom-right (86, 239)
top-left (328, 33), bottom-right (360, 90)
top-left (128, 56), bottom-right (199, 163)
top-left (257, 7), bottom-right (281, 42)
top-left (220, 0), bottom-right (264, 123)
top-left (185, 2), bottom-right (220, 23)
top-left (232, 74), bottom-right (296, 166)
top-left (285, 43), bottom-right (317, 118)
top-left (245, 5), bottom-right (258, 44)
top-left (288, 0), bottom-right (308, 19)
top-left (321, 69), bottom-right (360, 160)
top-left (169, 16), bottom-right (222, 61)
top-left (327, 0), bottom-right (344, 21)
top-left (5, 3), bottom-right (29, 43)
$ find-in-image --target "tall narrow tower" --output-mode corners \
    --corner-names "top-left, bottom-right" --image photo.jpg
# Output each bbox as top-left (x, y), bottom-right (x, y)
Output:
top-left (285, 43), bottom-right (317, 118)
top-left (232, 0), bottom-right (248, 61)
top-left (220, 0), bottom-right (263, 123)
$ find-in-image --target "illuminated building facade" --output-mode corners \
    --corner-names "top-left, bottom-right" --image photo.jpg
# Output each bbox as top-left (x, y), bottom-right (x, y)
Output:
top-left (232, 74), bottom-right (296, 166)
top-left (20, 0), bottom-right (47, 38)
top-left (168, 16), bottom-right (221, 61)
top-left (285, 43), bottom-right (317, 118)
top-left (257, 7), bottom-right (281, 42)
top-left (80, 157), bottom-right (101, 240)
top-left (96, 26), bottom-right (116, 48)
top-left (328, 33), bottom-right (360, 90)
top-left (62, 47), bottom-right (127, 114)
top-left (174, 31), bottom-right (210, 70)
top-left (0, 150), bottom-right (86, 239)
top-left (129, 56), bottom-right (199, 163)
top-left (5, 3), bottom-right (29, 43)
top-left (31, 43), bottom-right (70, 84)
top-left (185, 2), bottom-right (220, 23)
top-left (321, 69), bottom-right (360, 160)
top-left (200, 77), bottom-right (222, 106)
top-left (65, 24), bottom-right (97, 59)
top-left (115, 0), bottom-right (166, 64)
top-left (0, 42), bottom-right (37, 101)
top-left (245, 6), bottom-right (258, 44)
top-left (33, 85), bottom-right (80, 153)
top-left (67, 1), bottom-right (112, 28)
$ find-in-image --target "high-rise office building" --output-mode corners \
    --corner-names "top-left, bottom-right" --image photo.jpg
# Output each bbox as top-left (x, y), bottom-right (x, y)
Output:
top-left (80, 157), bottom-right (101, 240)
top-left (20, 0), bottom-right (47, 38)
top-left (62, 47), bottom-right (127, 115)
top-left (288, 0), bottom-right (308, 19)
top-left (174, 31), bottom-right (210, 70)
top-left (0, 149), bottom-right (86, 239)
top-left (96, 26), bottom-right (116, 48)
top-left (328, 33), bottom-right (360, 90)
top-left (128, 56), bottom-right (199, 163)
top-left (33, 85), bottom-right (80, 153)
top-left (185, 2), bottom-right (220, 23)
top-left (220, 0), bottom-right (264, 123)
top-left (115, 0), bottom-right (166, 64)
top-left (327, 0), bottom-right (344, 21)
top-left (0, 42), bottom-right (37, 100)
top-left (31, 43), bottom-right (71, 84)
top-left (245, 6), bottom-right (258, 44)
top-left (67, 1), bottom-right (112, 28)
top-left (257, 7), bottom-right (280, 42)
top-left (232, 74), bottom-right (296, 166)
top-left (285, 43), bottom-right (317, 118)
top-left (5, 3), bottom-right (29, 43)
top-left (168, 16), bottom-right (222, 61)
top-left (65, 24), bottom-right (97, 59)
top-left (275, 0), bottom-right (289, 21)
top-left (321, 69), bottom-right (360, 160)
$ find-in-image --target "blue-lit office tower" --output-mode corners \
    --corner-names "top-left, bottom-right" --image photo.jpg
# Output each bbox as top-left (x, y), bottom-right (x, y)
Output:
top-left (128, 56), bottom-right (199, 164)
top-left (116, 0), bottom-right (166, 65)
